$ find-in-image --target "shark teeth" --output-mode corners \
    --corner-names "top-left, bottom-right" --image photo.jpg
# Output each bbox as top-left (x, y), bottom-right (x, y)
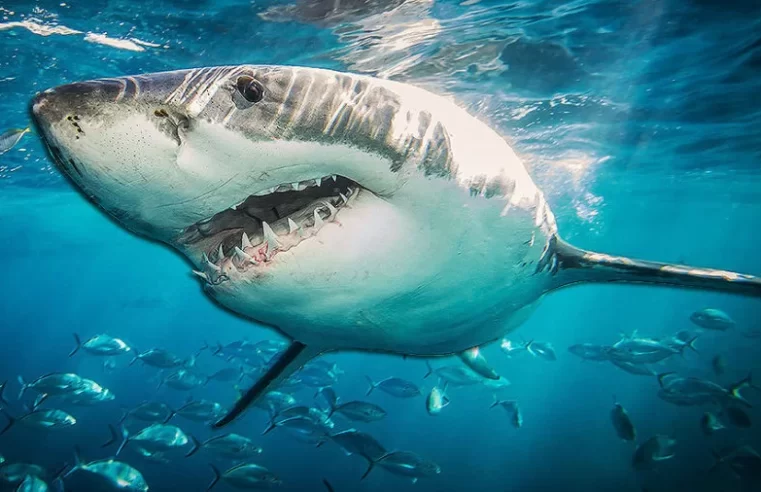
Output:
top-left (242, 232), bottom-right (253, 249)
top-left (313, 209), bottom-right (325, 229)
top-left (193, 174), bottom-right (360, 282)
top-left (251, 175), bottom-right (335, 196)
top-left (233, 246), bottom-right (257, 266)
top-left (262, 221), bottom-right (281, 254)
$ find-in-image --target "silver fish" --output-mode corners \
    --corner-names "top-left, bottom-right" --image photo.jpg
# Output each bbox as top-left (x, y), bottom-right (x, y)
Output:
top-left (186, 433), bottom-right (263, 459)
top-left (69, 333), bottom-right (131, 357)
top-left (207, 463), bottom-right (281, 490)
top-left (329, 429), bottom-right (386, 461)
top-left (362, 451), bottom-right (441, 483)
top-left (65, 448), bottom-right (148, 492)
top-left (690, 308), bottom-right (735, 331)
top-left (526, 341), bottom-right (557, 361)
top-left (632, 435), bottom-right (676, 470)
top-left (610, 398), bottom-right (636, 441)
top-left (0, 408), bottom-right (76, 435)
top-left (365, 377), bottom-right (420, 398)
top-left (425, 384), bottom-right (450, 416)
top-left (0, 128), bottom-right (29, 155)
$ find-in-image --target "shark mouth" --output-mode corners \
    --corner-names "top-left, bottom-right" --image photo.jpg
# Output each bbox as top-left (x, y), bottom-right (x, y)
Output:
top-left (177, 175), bottom-right (360, 285)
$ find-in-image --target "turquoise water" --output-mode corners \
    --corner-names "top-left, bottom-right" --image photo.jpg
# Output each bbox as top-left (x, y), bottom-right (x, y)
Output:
top-left (1, 1), bottom-right (761, 491)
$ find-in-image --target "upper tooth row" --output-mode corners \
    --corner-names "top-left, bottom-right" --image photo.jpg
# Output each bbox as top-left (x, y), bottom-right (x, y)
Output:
top-left (252, 175), bottom-right (337, 197)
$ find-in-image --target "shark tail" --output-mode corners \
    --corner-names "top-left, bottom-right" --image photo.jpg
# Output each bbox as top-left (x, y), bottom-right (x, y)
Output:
top-left (552, 237), bottom-right (761, 298)
top-left (212, 341), bottom-right (321, 429)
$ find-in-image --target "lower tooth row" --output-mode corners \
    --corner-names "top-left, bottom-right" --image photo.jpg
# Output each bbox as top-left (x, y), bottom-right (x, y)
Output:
top-left (196, 191), bottom-right (355, 281)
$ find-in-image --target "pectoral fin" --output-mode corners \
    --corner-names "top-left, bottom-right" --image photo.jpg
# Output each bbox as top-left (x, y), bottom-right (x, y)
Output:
top-left (212, 341), bottom-right (322, 428)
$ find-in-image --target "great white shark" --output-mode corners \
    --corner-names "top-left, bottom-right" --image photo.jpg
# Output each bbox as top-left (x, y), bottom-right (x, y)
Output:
top-left (30, 65), bottom-right (761, 428)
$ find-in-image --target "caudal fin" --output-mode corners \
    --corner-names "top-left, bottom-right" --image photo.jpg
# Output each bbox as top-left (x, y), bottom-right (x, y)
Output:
top-left (322, 478), bottom-right (335, 492)
top-left (552, 237), bottom-right (761, 298)
top-left (212, 341), bottom-right (320, 429)
top-left (185, 435), bottom-right (201, 457)
top-left (69, 333), bottom-right (82, 357)
top-left (0, 380), bottom-right (7, 407)
top-left (728, 373), bottom-right (757, 407)
top-left (423, 361), bottom-right (433, 379)
top-left (365, 376), bottom-right (377, 396)
top-left (361, 461), bottom-right (375, 481)
top-left (16, 376), bottom-right (27, 400)
top-left (207, 464), bottom-right (221, 491)
top-left (0, 408), bottom-right (16, 435)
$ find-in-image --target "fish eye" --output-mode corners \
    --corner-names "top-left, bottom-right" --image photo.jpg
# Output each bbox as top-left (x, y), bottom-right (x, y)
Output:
top-left (236, 76), bottom-right (264, 103)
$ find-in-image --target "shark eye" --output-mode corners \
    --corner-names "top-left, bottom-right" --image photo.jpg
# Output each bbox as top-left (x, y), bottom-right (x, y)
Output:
top-left (236, 76), bottom-right (264, 103)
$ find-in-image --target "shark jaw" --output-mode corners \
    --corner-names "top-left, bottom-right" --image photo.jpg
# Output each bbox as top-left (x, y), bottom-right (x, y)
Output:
top-left (181, 174), bottom-right (361, 286)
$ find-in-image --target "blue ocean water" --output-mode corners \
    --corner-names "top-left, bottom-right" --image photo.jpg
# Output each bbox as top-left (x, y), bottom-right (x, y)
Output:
top-left (1, 0), bottom-right (761, 491)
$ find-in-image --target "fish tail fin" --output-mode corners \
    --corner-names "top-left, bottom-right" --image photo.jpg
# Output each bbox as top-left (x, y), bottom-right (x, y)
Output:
top-left (52, 461), bottom-right (70, 482)
top-left (118, 408), bottom-right (128, 424)
top-left (489, 394), bottom-right (500, 409)
top-left (0, 380), bottom-right (7, 407)
top-left (524, 340), bottom-right (535, 356)
top-left (262, 419), bottom-right (278, 435)
top-left (728, 373), bottom-right (755, 406)
top-left (315, 439), bottom-right (326, 449)
top-left (195, 341), bottom-right (209, 357)
top-left (0, 408), bottom-right (15, 435)
top-left (552, 237), bottom-right (761, 298)
top-left (66, 446), bottom-right (83, 478)
top-left (707, 449), bottom-right (724, 475)
top-left (212, 342), bottom-right (223, 356)
top-left (322, 478), bottom-right (336, 492)
top-left (115, 424), bottom-right (129, 456)
top-left (16, 375), bottom-right (26, 400)
top-left (212, 342), bottom-right (320, 429)
top-left (656, 372), bottom-right (676, 388)
top-left (102, 424), bottom-right (119, 448)
top-left (207, 464), bottom-right (221, 491)
top-left (423, 361), bottom-right (433, 379)
top-left (128, 354), bottom-right (139, 366)
top-left (361, 461), bottom-right (375, 481)
top-left (31, 393), bottom-right (47, 411)
top-left (364, 376), bottom-right (376, 396)
top-left (685, 336), bottom-right (700, 355)
top-left (164, 409), bottom-right (176, 424)
top-left (186, 435), bottom-right (201, 457)
top-left (69, 333), bottom-right (81, 357)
